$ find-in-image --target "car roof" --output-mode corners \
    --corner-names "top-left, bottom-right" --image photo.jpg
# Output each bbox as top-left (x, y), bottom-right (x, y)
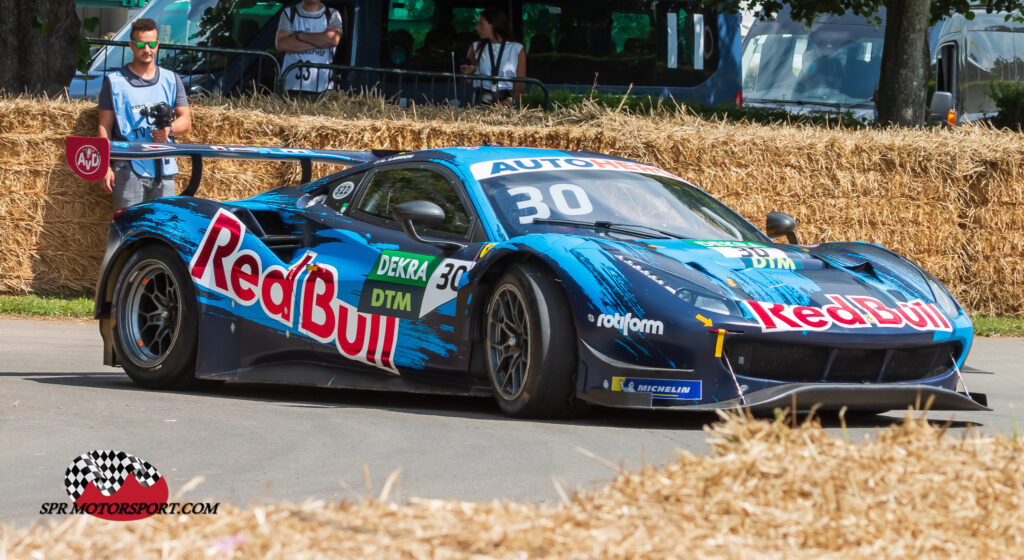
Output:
top-left (368, 146), bottom-right (638, 171)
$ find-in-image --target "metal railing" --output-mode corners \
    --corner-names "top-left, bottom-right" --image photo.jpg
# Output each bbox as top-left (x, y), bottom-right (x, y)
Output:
top-left (278, 62), bottom-right (552, 111)
top-left (73, 40), bottom-right (551, 110)
top-left (75, 39), bottom-right (281, 98)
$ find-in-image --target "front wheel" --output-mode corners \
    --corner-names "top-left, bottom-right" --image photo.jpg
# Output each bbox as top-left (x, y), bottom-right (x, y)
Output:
top-left (485, 263), bottom-right (579, 418)
top-left (111, 244), bottom-right (198, 389)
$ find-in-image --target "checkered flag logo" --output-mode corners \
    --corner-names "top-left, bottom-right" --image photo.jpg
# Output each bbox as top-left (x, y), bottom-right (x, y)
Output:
top-left (64, 450), bottom-right (163, 501)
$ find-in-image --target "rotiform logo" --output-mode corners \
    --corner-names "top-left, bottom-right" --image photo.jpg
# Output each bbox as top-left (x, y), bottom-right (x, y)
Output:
top-left (593, 313), bottom-right (664, 336)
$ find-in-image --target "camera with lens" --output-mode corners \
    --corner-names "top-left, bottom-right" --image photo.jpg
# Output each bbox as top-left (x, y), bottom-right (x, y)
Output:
top-left (139, 101), bottom-right (174, 131)
top-left (474, 86), bottom-right (511, 107)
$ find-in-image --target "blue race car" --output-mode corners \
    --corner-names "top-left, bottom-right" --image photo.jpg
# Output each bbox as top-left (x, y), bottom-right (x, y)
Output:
top-left (87, 141), bottom-right (988, 417)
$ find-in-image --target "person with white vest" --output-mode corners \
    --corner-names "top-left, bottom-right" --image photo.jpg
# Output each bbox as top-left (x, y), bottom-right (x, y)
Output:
top-left (459, 7), bottom-right (527, 106)
top-left (275, 0), bottom-right (343, 99)
top-left (97, 17), bottom-right (191, 211)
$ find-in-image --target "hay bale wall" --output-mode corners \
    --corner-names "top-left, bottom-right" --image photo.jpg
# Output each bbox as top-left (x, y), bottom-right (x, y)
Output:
top-left (1, 97), bottom-right (1021, 315)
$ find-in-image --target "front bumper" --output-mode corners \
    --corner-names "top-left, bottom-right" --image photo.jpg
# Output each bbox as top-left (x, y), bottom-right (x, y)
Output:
top-left (581, 382), bottom-right (989, 412)
top-left (576, 339), bottom-right (988, 412)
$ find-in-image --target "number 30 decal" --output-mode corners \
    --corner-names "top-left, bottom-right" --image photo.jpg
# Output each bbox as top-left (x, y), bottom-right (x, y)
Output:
top-left (507, 184), bottom-right (594, 224)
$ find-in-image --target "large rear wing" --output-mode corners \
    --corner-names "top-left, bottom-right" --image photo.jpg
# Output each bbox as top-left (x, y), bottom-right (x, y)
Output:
top-left (65, 137), bottom-right (378, 197)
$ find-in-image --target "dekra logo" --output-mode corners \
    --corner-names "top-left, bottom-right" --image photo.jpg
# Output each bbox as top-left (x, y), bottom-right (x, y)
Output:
top-left (368, 250), bottom-right (439, 287)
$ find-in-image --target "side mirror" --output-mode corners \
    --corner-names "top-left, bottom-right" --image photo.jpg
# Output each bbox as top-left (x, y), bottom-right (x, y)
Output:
top-left (766, 211), bottom-right (798, 244)
top-left (392, 200), bottom-right (464, 252)
top-left (930, 91), bottom-right (954, 125)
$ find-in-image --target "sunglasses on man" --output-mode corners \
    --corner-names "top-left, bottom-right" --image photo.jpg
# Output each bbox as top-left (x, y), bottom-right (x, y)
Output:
top-left (133, 41), bottom-right (159, 49)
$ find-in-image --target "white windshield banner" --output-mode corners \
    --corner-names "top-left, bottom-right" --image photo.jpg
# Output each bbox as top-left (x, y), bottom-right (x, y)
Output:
top-left (470, 157), bottom-right (680, 180)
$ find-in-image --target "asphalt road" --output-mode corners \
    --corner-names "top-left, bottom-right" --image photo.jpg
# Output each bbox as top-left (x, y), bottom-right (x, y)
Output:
top-left (1, 317), bottom-right (1021, 527)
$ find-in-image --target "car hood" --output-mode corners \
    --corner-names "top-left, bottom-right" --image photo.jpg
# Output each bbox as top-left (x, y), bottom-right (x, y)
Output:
top-left (590, 237), bottom-right (936, 310)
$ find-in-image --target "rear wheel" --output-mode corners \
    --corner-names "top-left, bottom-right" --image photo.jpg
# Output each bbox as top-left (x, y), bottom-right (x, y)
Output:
top-left (485, 263), bottom-right (579, 418)
top-left (111, 244), bottom-right (198, 389)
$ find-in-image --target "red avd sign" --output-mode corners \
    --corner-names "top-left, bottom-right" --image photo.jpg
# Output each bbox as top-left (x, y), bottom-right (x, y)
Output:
top-left (65, 136), bottom-right (110, 182)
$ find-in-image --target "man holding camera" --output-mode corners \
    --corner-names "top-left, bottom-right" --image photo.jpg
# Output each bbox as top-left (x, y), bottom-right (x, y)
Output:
top-left (97, 18), bottom-right (191, 211)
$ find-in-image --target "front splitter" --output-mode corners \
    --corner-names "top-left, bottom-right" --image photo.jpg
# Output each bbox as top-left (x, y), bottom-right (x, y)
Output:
top-left (581, 383), bottom-right (990, 412)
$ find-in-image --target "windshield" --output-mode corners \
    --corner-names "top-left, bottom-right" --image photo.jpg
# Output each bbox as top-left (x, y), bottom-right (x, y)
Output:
top-left (478, 167), bottom-right (767, 242)
top-left (742, 23), bottom-right (883, 106)
top-left (89, 0), bottom-right (281, 74)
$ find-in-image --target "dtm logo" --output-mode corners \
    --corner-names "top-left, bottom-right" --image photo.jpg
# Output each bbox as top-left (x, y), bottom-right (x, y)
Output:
top-left (593, 312), bottom-right (665, 336)
top-left (75, 145), bottom-right (102, 174)
top-left (62, 450), bottom-right (168, 521)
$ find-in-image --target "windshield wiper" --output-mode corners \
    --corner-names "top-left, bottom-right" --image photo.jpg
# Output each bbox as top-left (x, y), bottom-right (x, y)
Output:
top-left (530, 219), bottom-right (686, 239)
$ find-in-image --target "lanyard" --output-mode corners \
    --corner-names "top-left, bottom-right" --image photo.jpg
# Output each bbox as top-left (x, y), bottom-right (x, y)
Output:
top-left (486, 42), bottom-right (506, 91)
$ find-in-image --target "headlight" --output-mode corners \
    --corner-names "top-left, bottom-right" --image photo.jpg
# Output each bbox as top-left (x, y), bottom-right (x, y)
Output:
top-left (927, 277), bottom-right (961, 318)
top-left (675, 288), bottom-right (740, 316)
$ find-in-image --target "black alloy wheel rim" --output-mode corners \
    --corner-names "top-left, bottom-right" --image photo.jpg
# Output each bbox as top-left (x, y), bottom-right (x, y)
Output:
top-left (487, 284), bottom-right (531, 400)
top-left (118, 260), bottom-right (182, 367)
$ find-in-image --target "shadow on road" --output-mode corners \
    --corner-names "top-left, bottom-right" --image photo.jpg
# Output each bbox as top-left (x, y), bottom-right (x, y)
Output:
top-left (12, 370), bottom-right (983, 430)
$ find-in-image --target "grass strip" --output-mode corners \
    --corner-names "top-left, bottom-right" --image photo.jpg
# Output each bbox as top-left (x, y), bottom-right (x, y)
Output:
top-left (0, 294), bottom-right (92, 318)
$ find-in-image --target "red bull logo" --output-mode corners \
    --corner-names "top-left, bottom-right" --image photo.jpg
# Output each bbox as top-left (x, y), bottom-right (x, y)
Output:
top-left (744, 294), bottom-right (952, 333)
top-left (189, 210), bottom-right (398, 373)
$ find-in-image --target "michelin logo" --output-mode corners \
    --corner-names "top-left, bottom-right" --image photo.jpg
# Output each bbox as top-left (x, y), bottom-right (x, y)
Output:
top-left (612, 377), bottom-right (701, 400)
top-left (593, 313), bottom-right (664, 336)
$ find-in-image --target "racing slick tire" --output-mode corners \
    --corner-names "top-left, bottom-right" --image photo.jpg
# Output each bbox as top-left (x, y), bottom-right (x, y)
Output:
top-left (484, 262), bottom-right (579, 418)
top-left (111, 244), bottom-right (199, 390)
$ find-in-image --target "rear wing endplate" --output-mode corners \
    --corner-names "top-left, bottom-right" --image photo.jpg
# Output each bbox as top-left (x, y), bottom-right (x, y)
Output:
top-left (65, 137), bottom-right (377, 197)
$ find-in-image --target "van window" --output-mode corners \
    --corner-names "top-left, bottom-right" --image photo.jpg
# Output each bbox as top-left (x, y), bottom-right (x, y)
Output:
top-left (521, 0), bottom-right (719, 87)
top-left (743, 23), bottom-right (882, 105)
top-left (965, 30), bottom-right (1018, 115)
top-left (89, 0), bottom-right (282, 75)
top-left (378, 0), bottom-right (720, 87)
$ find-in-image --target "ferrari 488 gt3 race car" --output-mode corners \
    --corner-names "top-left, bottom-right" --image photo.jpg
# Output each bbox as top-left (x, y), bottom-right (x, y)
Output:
top-left (70, 138), bottom-right (988, 417)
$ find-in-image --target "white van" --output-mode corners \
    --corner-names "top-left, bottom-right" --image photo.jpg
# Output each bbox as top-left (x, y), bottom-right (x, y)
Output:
top-left (930, 10), bottom-right (1024, 124)
top-left (742, 7), bottom-right (1020, 124)
top-left (741, 7), bottom-right (884, 121)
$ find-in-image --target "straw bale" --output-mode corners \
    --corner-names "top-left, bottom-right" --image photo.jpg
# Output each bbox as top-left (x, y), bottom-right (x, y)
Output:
top-left (3, 412), bottom-right (1023, 559)
top-left (0, 96), bottom-right (1022, 314)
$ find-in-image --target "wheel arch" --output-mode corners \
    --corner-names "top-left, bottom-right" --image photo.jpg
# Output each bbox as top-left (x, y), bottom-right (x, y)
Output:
top-left (457, 246), bottom-right (577, 345)
top-left (96, 235), bottom-right (194, 368)
top-left (95, 234), bottom-right (192, 319)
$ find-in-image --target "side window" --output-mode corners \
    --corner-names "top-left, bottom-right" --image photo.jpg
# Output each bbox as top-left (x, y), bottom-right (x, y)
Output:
top-left (382, 0), bottom-right (435, 68)
top-left (355, 168), bottom-right (470, 235)
top-left (380, 0), bottom-right (481, 72)
top-left (324, 171), bottom-right (367, 213)
top-left (521, 1), bottom-right (719, 87)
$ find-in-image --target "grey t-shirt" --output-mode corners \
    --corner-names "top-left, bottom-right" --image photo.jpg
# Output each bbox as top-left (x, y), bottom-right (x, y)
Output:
top-left (98, 65), bottom-right (188, 141)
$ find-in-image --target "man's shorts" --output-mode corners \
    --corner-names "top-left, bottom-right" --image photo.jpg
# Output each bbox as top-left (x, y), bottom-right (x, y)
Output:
top-left (111, 161), bottom-right (176, 211)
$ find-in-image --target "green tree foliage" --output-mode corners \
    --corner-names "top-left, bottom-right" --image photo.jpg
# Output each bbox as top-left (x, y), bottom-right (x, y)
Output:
top-left (704, 0), bottom-right (1024, 126)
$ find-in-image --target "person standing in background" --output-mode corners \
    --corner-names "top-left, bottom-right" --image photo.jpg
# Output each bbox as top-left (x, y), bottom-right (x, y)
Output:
top-left (97, 17), bottom-right (191, 211)
top-left (459, 8), bottom-right (527, 106)
top-left (276, 0), bottom-right (343, 99)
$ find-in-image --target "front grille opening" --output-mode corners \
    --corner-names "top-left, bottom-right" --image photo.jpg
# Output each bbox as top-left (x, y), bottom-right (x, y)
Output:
top-left (727, 341), bottom-right (828, 382)
top-left (886, 343), bottom-right (960, 381)
top-left (827, 349), bottom-right (885, 382)
top-left (724, 341), bottom-right (963, 383)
